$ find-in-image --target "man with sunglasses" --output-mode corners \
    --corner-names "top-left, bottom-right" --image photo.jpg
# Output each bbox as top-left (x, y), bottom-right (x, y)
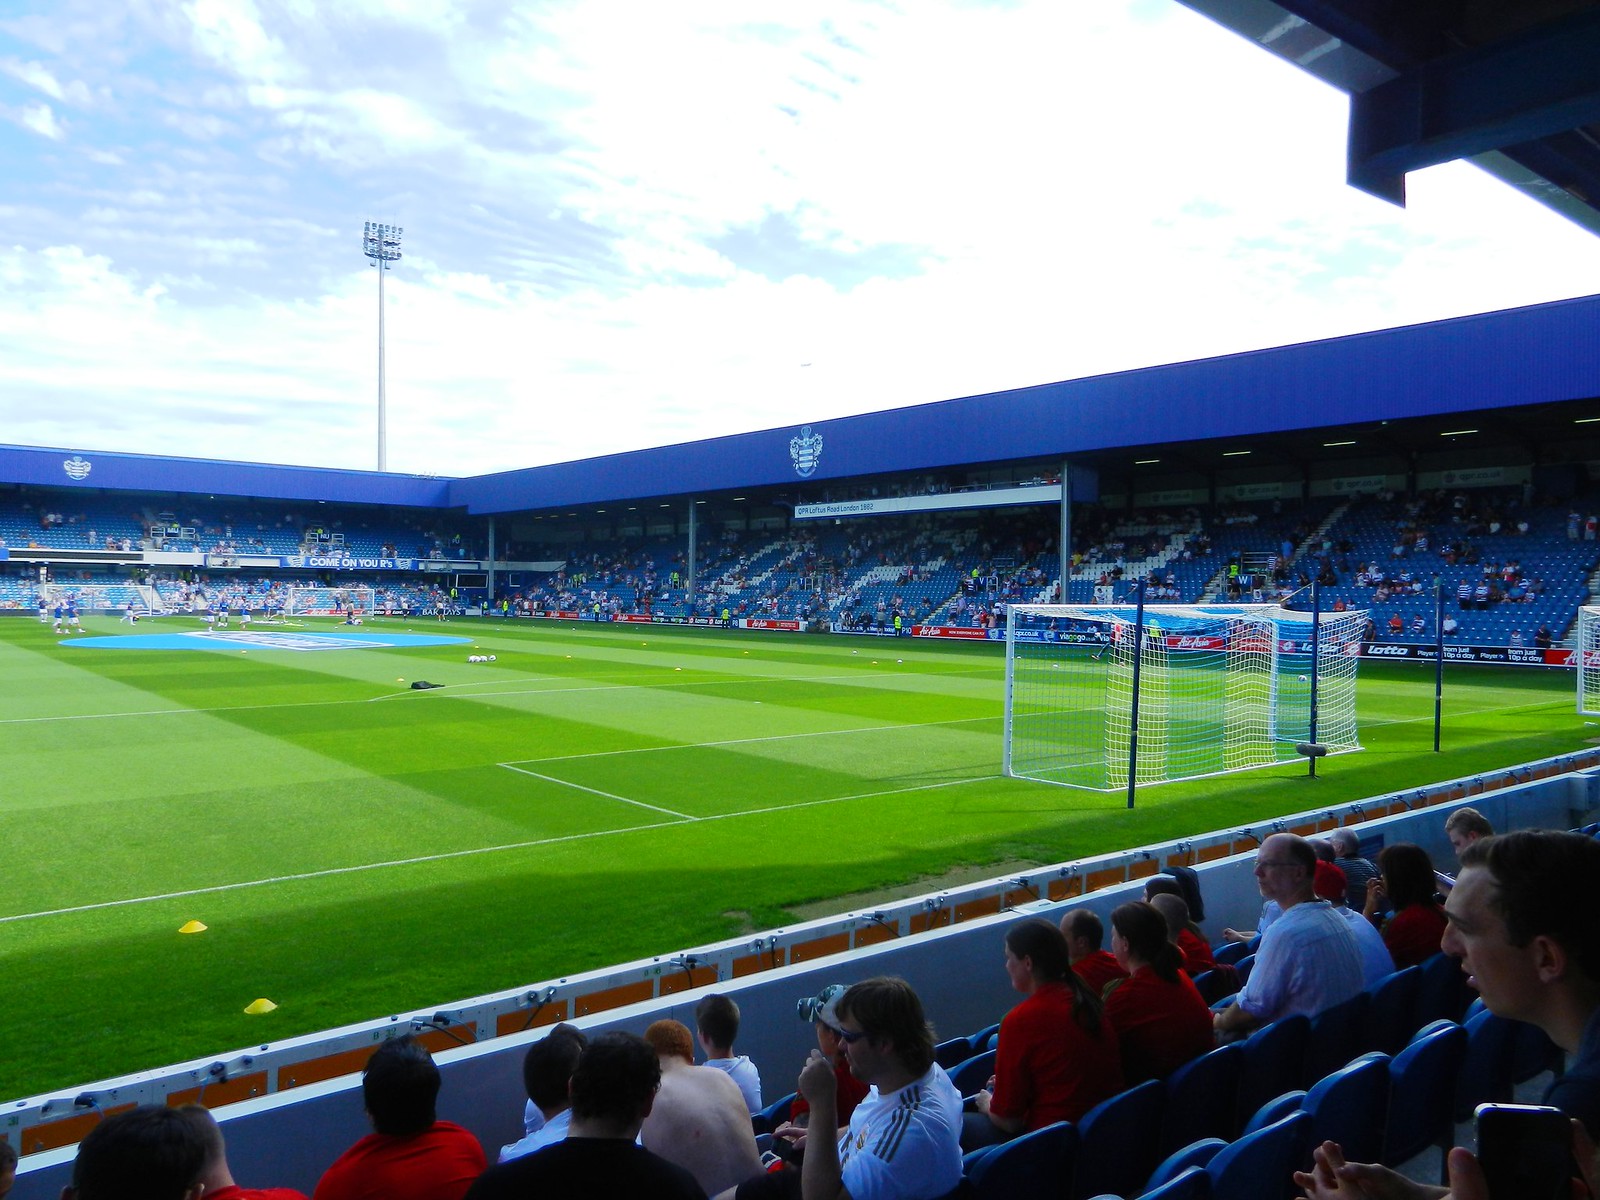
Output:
top-left (1213, 833), bottom-right (1364, 1038)
top-left (724, 977), bottom-right (962, 1200)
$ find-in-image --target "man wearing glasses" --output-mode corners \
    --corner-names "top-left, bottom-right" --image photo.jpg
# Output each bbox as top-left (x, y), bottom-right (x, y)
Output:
top-left (723, 977), bottom-right (962, 1200)
top-left (1213, 833), bottom-right (1364, 1038)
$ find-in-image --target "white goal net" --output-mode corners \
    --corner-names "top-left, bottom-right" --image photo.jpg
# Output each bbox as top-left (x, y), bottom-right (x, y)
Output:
top-left (1004, 602), bottom-right (1364, 791)
top-left (1578, 606), bottom-right (1600, 715)
top-left (40, 582), bottom-right (166, 614)
top-left (284, 586), bottom-right (375, 617)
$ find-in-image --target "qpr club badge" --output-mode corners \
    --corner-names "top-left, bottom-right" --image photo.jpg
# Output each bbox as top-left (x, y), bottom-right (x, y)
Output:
top-left (790, 425), bottom-right (823, 478)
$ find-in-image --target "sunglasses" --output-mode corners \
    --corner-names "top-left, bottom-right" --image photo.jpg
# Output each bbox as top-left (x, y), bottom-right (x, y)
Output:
top-left (835, 1025), bottom-right (872, 1044)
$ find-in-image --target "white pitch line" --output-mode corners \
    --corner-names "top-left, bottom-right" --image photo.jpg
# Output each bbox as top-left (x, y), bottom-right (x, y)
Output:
top-left (0, 775), bottom-right (996, 925)
top-left (364, 664), bottom-right (998, 702)
top-left (501, 713), bottom-right (1000, 767)
top-left (497, 764), bottom-right (693, 819)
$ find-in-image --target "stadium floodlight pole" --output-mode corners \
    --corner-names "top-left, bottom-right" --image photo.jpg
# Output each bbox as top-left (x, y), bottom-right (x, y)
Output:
top-left (362, 221), bottom-right (403, 471)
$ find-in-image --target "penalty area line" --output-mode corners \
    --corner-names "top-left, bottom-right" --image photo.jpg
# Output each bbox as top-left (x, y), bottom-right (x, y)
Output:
top-left (497, 764), bottom-right (692, 819)
top-left (0, 776), bottom-right (997, 926)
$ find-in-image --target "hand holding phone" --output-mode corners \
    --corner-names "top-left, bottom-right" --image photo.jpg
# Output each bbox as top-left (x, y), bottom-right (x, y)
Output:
top-left (1475, 1103), bottom-right (1574, 1200)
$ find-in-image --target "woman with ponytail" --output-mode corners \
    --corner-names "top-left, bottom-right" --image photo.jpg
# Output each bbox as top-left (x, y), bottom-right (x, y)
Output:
top-left (1105, 901), bottom-right (1215, 1083)
top-left (964, 917), bottom-right (1123, 1149)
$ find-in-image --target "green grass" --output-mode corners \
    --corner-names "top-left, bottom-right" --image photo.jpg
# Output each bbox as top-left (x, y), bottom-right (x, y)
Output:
top-left (0, 613), bottom-right (1590, 1101)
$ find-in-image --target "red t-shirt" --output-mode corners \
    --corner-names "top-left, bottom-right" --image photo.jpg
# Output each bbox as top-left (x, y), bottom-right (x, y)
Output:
top-left (1175, 929), bottom-right (1216, 977)
top-left (210, 1187), bottom-right (309, 1200)
top-left (1382, 903), bottom-right (1448, 970)
top-left (1072, 950), bottom-right (1129, 998)
top-left (1104, 966), bottom-right (1215, 1084)
top-left (789, 1054), bottom-right (870, 1125)
top-left (989, 981), bottom-right (1123, 1128)
top-left (313, 1120), bottom-right (486, 1200)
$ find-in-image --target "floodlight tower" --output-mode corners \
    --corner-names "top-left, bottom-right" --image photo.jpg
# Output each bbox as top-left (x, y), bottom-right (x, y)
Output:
top-left (362, 221), bottom-right (403, 471)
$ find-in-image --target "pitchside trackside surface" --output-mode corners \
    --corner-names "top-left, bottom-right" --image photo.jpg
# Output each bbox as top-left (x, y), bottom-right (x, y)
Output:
top-left (0, 614), bottom-right (1588, 1100)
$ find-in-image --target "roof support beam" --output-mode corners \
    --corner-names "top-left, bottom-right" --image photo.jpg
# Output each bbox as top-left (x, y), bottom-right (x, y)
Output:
top-left (1348, 7), bottom-right (1600, 205)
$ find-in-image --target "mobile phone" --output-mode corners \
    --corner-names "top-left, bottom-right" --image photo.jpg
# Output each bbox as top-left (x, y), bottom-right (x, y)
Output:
top-left (1474, 1102), bottom-right (1573, 1200)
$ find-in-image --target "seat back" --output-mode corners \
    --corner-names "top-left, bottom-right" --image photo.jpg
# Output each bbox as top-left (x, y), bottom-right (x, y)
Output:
top-left (1135, 1165), bottom-right (1212, 1200)
top-left (1454, 1008), bottom-right (1514, 1122)
top-left (1205, 1111), bottom-right (1314, 1200)
top-left (1235, 1014), bottom-right (1310, 1129)
top-left (937, 1036), bottom-right (980, 1070)
top-left (1303, 1051), bottom-right (1390, 1164)
top-left (1414, 951), bottom-right (1472, 1028)
top-left (752, 1090), bottom-right (795, 1135)
top-left (1194, 963), bottom-right (1241, 1006)
top-left (948, 1048), bottom-right (999, 1098)
top-left (1364, 965), bottom-right (1422, 1056)
top-left (1214, 939), bottom-right (1251, 967)
top-left (966, 1120), bottom-right (1077, 1200)
top-left (1162, 1042), bottom-right (1243, 1154)
top-left (1303, 992), bottom-right (1370, 1088)
top-left (1383, 1019), bottom-right (1469, 1173)
top-left (1071, 1079), bottom-right (1165, 1200)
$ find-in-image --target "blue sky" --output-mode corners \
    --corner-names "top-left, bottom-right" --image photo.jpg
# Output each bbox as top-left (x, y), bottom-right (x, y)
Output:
top-left (4, 0), bottom-right (1600, 478)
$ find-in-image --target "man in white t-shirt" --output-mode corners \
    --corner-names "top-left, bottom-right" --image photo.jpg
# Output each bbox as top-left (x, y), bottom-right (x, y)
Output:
top-left (696, 993), bottom-right (762, 1114)
top-left (498, 1023), bottom-right (585, 1163)
top-left (721, 976), bottom-right (962, 1200)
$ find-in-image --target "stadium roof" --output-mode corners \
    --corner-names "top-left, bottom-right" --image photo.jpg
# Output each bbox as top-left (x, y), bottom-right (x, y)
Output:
top-left (5, 292), bottom-right (1600, 515)
top-left (1174, 0), bottom-right (1600, 236)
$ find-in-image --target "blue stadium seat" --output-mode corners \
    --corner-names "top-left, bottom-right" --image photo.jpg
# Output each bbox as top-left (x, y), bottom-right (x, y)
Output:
top-left (949, 1049), bottom-right (998, 1098)
top-left (1210, 1111), bottom-right (1314, 1200)
top-left (1235, 1014), bottom-right (1309, 1130)
top-left (965, 1120), bottom-right (1077, 1200)
top-left (937, 1036), bottom-right (979, 1070)
top-left (1414, 951), bottom-right (1472, 1028)
top-left (1071, 1078), bottom-right (1165, 1200)
top-left (752, 1091), bottom-right (794, 1135)
top-left (1302, 1051), bottom-right (1390, 1165)
top-left (1382, 1020), bottom-right (1469, 1178)
top-left (1303, 992), bottom-right (1370, 1088)
top-left (1162, 1042), bottom-right (1243, 1154)
top-left (1363, 965), bottom-right (1422, 1056)
top-left (1454, 1008), bottom-right (1514, 1122)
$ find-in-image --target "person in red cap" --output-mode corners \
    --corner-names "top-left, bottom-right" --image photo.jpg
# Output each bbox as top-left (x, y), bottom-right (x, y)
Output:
top-left (1314, 860), bottom-right (1393, 985)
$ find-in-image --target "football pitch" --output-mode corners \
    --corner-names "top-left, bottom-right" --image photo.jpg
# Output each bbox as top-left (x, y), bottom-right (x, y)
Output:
top-left (0, 613), bottom-right (1590, 1101)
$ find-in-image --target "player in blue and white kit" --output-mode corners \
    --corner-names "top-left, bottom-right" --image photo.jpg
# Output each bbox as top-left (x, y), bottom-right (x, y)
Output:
top-left (214, 599), bottom-right (229, 629)
top-left (65, 596), bottom-right (83, 633)
top-left (37, 596), bottom-right (48, 623)
top-left (52, 601), bottom-right (65, 632)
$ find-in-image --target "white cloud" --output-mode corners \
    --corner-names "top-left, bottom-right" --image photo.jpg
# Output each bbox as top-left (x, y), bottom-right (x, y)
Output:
top-left (16, 100), bottom-right (64, 139)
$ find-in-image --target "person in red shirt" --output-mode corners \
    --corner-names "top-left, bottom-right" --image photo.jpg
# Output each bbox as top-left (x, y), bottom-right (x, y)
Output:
top-left (1104, 901), bottom-right (1215, 1084)
top-left (1362, 842), bottom-right (1448, 969)
top-left (1149, 893), bottom-right (1216, 977)
top-left (1060, 908), bottom-right (1129, 997)
top-left (780, 984), bottom-right (870, 1132)
top-left (965, 918), bottom-right (1123, 1149)
top-left (313, 1036), bottom-right (486, 1200)
top-left (176, 1105), bottom-right (308, 1200)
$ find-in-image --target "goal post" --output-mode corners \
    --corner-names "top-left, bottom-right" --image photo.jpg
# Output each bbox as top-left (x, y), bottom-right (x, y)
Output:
top-left (1004, 602), bottom-right (1364, 791)
top-left (283, 586), bottom-right (375, 617)
top-left (1578, 607), bottom-right (1600, 715)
